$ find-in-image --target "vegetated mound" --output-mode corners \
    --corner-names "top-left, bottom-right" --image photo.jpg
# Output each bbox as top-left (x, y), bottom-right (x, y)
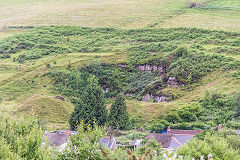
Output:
top-left (17, 94), bottom-right (73, 123)
top-left (1, 26), bottom-right (240, 124)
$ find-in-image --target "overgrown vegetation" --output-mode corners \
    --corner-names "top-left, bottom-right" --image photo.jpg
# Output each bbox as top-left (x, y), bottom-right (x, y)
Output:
top-left (178, 129), bottom-right (240, 160)
top-left (0, 118), bottom-right (51, 160)
top-left (152, 92), bottom-right (240, 131)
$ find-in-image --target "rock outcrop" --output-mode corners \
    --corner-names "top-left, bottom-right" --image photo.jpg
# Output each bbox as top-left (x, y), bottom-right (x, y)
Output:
top-left (118, 63), bottom-right (128, 69)
top-left (125, 93), bottom-right (134, 97)
top-left (136, 64), bottom-right (165, 76)
top-left (166, 77), bottom-right (185, 88)
top-left (167, 77), bottom-right (179, 88)
top-left (142, 93), bottom-right (168, 103)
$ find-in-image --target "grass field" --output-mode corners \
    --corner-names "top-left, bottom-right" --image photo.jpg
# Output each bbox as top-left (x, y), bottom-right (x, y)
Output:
top-left (0, 0), bottom-right (188, 29)
top-left (161, 0), bottom-right (240, 32)
top-left (0, 0), bottom-right (238, 32)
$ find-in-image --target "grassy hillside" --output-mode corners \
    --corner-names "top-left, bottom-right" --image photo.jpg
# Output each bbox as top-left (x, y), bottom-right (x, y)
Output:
top-left (0, 0), bottom-right (239, 130)
top-left (0, 26), bottom-right (240, 129)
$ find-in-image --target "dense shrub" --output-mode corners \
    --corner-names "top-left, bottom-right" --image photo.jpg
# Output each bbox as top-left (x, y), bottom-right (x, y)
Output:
top-left (150, 123), bottom-right (165, 133)
top-left (177, 130), bottom-right (240, 160)
top-left (165, 111), bottom-right (182, 124)
top-left (164, 92), bottom-right (240, 130)
top-left (0, 118), bottom-right (51, 160)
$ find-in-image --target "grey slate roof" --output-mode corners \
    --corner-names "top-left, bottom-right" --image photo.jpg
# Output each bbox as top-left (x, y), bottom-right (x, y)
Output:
top-left (146, 132), bottom-right (195, 149)
top-left (169, 135), bottom-right (194, 149)
top-left (45, 130), bottom-right (117, 150)
top-left (146, 133), bottom-right (173, 148)
top-left (45, 131), bottom-right (68, 147)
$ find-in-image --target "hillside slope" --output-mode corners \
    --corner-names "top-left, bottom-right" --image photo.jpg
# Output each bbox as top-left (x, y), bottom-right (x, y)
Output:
top-left (0, 26), bottom-right (240, 129)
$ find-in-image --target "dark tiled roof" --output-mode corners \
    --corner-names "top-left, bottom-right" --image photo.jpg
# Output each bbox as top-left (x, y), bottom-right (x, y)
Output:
top-left (169, 135), bottom-right (194, 149)
top-left (45, 132), bottom-right (68, 147)
top-left (146, 133), bottom-right (173, 148)
top-left (167, 129), bottom-right (201, 135)
top-left (45, 131), bottom-right (117, 150)
top-left (146, 133), bottom-right (195, 149)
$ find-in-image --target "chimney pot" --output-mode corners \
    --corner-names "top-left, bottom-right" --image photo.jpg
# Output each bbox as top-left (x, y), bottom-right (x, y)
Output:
top-left (167, 126), bottom-right (171, 132)
top-left (218, 124), bottom-right (222, 131)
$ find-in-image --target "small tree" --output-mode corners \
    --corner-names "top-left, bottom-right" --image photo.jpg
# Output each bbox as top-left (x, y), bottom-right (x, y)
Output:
top-left (57, 121), bottom-right (105, 160)
top-left (0, 118), bottom-right (51, 160)
top-left (108, 94), bottom-right (130, 130)
top-left (69, 75), bottom-right (107, 130)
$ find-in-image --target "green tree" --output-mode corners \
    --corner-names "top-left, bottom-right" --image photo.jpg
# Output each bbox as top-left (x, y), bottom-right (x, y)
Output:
top-left (57, 121), bottom-right (105, 160)
top-left (69, 75), bottom-right (107, 130)
top-left (0, 118), bottom-right (51, 160)
top-left (108, 94), bottom-right (130, 130)
top-left (166, 111), bottom-right (182, 124)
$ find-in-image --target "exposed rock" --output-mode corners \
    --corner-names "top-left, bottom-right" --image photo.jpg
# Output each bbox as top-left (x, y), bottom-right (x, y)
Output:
top-left (167, 77), bottom-right (179, 88)
top-left (118, 63), bottom-right (127, 68)
top-left (142, 93), bottom-right (151, 101)
top-left (152, 65), bottom-right (158, 71)
top-left (145, 64), bottom-right (152, 72)
top-left (136, 64), bottom-right (145, 71)
top-left (142, 93), bottom-right (168, 103)
top-left (136, 64), bottom-right (165, 76)
top-left (125, 93), bottom-right (134, 97)
top-left (154, 95), bottom-right (168, 103)
top-left (158, 66), bottom-right (165, 75)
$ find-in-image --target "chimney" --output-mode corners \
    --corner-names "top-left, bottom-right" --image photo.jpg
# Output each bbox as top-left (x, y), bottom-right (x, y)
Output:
top-left (218, 124), bottom-right (222, 131)
top-left (167, 126), bottom-right (171, 132)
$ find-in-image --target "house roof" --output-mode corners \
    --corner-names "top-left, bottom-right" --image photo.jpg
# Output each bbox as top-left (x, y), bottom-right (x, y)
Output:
top-left (45, 130), bottom-right (117, 150)
top-left (45, 131), bottom-right (68, 147)
top-left (167, 129), bottom-right (201, 135)
top-left (146, 133), bottom-right (173, 148)
top-left (169, 135), bottom-right (194, 149)
top-left (146, 133), bottom-right (195, 149)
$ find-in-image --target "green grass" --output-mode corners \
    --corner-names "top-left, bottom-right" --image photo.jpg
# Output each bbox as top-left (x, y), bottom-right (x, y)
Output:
top-left (0, 50), bottom-right (125, 130)
top-left (0, 26), bottom-right (240, 129)
top-left (2, 0), bottom-right (236, 32)
top-left (161, 0), bottom-right (240, 32)
top-left (203, 0), bottom-right (240, 10)
top-left (0, 0), bottom-right (239, 130)
top-left (0, 0), bottom-right (189, 29)
top-left (17, 94), bottom-right (74, 128)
